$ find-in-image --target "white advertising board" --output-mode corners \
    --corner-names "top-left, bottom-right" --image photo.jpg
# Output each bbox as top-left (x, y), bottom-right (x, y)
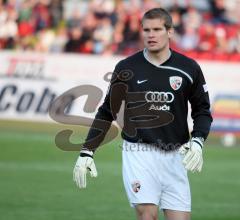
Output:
top-left (0, 51), bottom-right (239, 133)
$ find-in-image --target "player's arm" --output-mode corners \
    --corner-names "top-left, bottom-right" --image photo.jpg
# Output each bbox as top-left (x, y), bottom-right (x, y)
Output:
top-left (73, 61), bottom-right (125, 188)
top-left (189, 62), bottom-right (212, 141)
top-left (82, 61), bottom-right (125, 152)
top-left (179, 62), bottom-right (212, 172)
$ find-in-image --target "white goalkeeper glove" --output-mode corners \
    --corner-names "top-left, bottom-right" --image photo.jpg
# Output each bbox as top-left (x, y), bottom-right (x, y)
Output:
top-left (179, 137), bottom-right (204, 172)
top-left (73, 150), bottom-right (98, 189)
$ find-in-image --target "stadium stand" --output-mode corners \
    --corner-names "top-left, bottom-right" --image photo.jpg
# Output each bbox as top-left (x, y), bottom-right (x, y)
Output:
top-left (0, 0), bottom-right (239, 61)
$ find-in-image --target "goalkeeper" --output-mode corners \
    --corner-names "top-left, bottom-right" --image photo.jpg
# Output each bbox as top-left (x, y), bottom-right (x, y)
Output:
top-left (73, 7), bottom-right (212, 220)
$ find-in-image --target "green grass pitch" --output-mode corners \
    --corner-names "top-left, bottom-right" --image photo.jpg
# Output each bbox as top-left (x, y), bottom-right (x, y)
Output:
top-left (0, 120), bottom-right (240, 220)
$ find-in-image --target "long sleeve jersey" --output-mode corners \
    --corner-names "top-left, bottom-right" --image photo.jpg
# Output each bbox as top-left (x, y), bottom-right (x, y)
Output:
top-left (83, 49), bottom-right (212, 151)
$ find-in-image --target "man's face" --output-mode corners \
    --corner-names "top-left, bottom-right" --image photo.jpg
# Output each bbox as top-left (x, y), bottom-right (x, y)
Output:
top-left (142, 18), bottom-right (173, 53)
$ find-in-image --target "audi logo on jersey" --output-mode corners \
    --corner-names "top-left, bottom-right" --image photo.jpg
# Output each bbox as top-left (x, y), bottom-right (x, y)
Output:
top-left (145, 91), bottom-right (175, 103)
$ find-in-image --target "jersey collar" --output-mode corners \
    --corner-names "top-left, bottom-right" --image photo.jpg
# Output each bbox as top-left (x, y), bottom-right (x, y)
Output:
top-left (143, 48), bottom-right (172, 66)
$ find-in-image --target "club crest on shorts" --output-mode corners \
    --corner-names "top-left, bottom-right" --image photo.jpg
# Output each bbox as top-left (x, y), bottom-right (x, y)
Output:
top-left (131, 181), bottom-right (141, 193)
top-left (169, 76), bottom-right (182, 90)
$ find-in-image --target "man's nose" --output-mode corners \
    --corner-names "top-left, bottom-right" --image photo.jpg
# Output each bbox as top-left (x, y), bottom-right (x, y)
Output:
top-left (148, 30), bottom-right (155, 38)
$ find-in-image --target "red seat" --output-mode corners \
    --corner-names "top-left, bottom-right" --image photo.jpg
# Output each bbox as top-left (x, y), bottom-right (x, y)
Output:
top-left (197, 52), bottom-right (214, 60)
top-left (213, 53), bottom-right (229, 61)
top-left (229, 53), bottom-right (240, 61)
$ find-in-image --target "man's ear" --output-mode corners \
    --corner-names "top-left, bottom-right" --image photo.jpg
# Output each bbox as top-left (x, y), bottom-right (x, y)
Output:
top-left (168, 28), bottom-right (174, 38)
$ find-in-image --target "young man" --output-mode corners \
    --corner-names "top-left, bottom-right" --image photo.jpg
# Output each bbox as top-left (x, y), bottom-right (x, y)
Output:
top-left (73, 8), bottom-right (212, 220)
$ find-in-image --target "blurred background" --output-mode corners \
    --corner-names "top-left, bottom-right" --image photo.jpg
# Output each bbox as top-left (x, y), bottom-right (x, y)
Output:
top-left (0, 0), bottom-right (240, 220)
top-left (0, 0), bottom-right (240, 57)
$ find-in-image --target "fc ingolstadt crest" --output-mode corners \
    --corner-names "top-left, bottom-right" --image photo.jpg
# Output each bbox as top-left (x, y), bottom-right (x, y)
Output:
top-left (169, 76), bottom-right (182, 90)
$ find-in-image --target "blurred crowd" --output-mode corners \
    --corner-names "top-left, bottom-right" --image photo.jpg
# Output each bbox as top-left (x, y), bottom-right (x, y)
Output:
top-left (0, 0), bottom-right (240, 59)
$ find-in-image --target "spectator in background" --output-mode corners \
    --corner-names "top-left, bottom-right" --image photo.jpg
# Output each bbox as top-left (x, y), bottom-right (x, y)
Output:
top-left (50, 25), bottom-right (67, 52)
top-left (35, 28), bottom-right (55, 52)
top-left (228, 26), bottom-right (240, 53)
top-left (93, 16), bottom-right (114, 54)
top-left (64, 26), bottom-right (82, 53)
top-left (0, 4), bottom-right (18, 49)
top-left (179, 25), bottom-right (199, 51)
top-left (119, 14), bottom-right (141, 54)
top-left (33, 1), bottom-right (51, 32)
top-left (17, 0), bottom-right (34, 37)
top-left (168, 7), bottom-right (183, 51)
top-left (215, 25), bottom-right (228, 53)
top-left (112, 17), bottom-right (124, 53)
top-left (78, 12), bottom-right (97, 53)
top-left (141, 0), bottom-right (161, 12)
top-left (198, 22), bottom-right (216, 52)
top-left (49, 0), bottom-right (63, 28)
top-left (170, 7), bottom-right (184, 35)
top-left (182, 6), bottom-right (202, 30)
top-left (65, 11), bottom-right (96, 54)
top-left (224, 0), bottom-right (240, 24)
top-left (66, 8), bottom-right (81, 29)
top-left (209, 0), bottom-right (230, 24)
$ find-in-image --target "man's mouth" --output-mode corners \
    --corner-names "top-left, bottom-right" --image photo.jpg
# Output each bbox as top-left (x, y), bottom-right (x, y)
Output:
top-left (148, 41), bottom-right (157, 45)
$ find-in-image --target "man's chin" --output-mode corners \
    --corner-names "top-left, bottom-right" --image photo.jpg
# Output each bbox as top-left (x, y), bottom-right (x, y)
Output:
top-left (147, 48), bottom-right (161, 53)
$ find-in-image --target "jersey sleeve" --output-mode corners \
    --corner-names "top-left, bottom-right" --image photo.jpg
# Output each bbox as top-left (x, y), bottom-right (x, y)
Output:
top-left (189, 62), bottom-right (213, 140)
top-left (82, 61), bottom-right (125, 151)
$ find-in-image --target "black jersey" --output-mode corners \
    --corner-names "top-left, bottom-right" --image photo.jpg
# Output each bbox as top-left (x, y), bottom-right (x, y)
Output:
top-left (83, 49), bottom-right (212, 151)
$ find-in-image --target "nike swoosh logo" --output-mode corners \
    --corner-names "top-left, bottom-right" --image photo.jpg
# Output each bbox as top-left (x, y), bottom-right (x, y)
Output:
top-left (137, 79), bottom-right (148, 84)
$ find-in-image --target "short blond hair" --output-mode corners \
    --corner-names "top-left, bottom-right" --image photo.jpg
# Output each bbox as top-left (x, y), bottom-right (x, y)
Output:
top-left (142, 8), bottom-right (173, 30)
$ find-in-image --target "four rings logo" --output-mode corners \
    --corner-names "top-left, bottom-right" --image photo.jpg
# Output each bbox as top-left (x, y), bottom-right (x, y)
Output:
top-left (145, 91), bottom-right (174, 111)
top-left (145, 91), bottom-right (175, 103)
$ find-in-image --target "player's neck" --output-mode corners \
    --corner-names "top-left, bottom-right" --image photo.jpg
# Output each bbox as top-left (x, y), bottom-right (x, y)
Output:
top-left (145, 48), bottom-right (171, 66)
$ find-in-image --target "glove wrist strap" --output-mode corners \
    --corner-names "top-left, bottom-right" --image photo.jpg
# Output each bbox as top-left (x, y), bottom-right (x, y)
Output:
top-left (80, 150), bottom-right (94, 158)
top-left (192, 137), bottom-right (204, 148)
